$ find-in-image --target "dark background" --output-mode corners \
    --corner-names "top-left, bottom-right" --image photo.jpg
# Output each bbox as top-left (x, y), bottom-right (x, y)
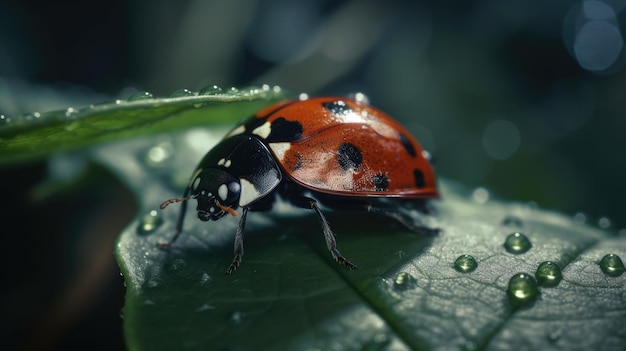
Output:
top-left (1, 0), bottom-right (625, 350)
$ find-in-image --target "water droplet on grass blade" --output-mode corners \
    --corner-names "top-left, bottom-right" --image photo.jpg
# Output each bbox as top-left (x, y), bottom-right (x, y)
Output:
top-left (199, 85), bottom-right (223, 95)
top-left (169, 88), bottom-right (194, 98)
top-left (128, 91), bottom-right (154, 101)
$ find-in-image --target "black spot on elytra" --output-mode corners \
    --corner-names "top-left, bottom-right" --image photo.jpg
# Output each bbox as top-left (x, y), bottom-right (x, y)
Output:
top-left (337, 143), bottom-right (363, 171)
top-left (398, 132), bottom-right (416, 157)
top-left (413, 169), bottom-right (425, 188)
top-left (266, 117), bottom-right (303, 142)
top-left (322, 100), bottom-right (352, 116)
top-left (371, 173), bottom-right (390, 191)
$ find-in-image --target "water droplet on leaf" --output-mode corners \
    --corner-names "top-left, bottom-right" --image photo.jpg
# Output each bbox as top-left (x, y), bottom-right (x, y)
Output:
top-left (535, 261), bottom-right (562, 287)
top-left (507, 273), bottom-right (539, 306)
top-left (136, 210), bottom-right (163, 235)
top-left (166, 258), bottom-right (188, 272)
top-left (145, 278), bottom-right (162, 288)
top-left (599, 253), bottom-right (625, 277)
top-left (199, 272), bottom-right (213, 286)
top-left (504, 232), bottom-right (532, 254)
top-left (393, 272), bottom-right (416, 290)
top-left (454, 254), bottom-right (478, 273)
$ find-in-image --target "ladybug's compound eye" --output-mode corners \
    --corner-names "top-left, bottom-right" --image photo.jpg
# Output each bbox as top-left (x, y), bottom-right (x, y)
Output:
top-left (217, 181), bottom-right (241, 206)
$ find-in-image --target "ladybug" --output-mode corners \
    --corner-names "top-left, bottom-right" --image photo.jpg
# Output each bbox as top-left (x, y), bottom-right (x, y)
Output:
top-left (159, 96), bottom-right (439, 273)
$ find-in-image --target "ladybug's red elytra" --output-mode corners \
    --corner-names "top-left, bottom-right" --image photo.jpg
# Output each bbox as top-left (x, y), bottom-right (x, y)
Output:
top-left (159, 96), bottom-right (439, 273)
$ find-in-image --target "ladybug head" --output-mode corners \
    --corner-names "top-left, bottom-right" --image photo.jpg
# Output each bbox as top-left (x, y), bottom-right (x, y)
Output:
top-left (160, 168), bottom-right (241, 221)
top-left (192, 169), bottom-right (241, 221)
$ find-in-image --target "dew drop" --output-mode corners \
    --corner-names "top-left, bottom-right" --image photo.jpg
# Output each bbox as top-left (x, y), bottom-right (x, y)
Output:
top-left (199, 85), bottom-right (223, 95)
top-left (599, 253), bottom-right (625, 277)
top-left (169, 88), bottom-right (194, 98)
top-left (199, 272), bottom-right (213, 286)
top-left (228, 87), bottom-right (239, 93)
top-left (535, 261), bottom-right (562, 287)
top-left (507, 273), bottom-right (539, 305)
top-left (504, 232), bottom-right (532, 254)
top-left (363, 333), bottom-right (390, 350)
top-left (136, 210), bottom-right (163, 235)
top-left (166, 258), bottom-right (188, 272)
top-left (454, 254), bottom-right (478, 273)
top-left (128, 91), bottom-right (154, 101)
top-left (501, 215), bottom-right (523, 227)
top-left (463, 341), bottom-right (478, 351)
top-left (547, 329), bottom-right (562, 343)
top-left (145, 278), bottom-right (162, 288)
top-left (393, 271), bottom-right (416, 290)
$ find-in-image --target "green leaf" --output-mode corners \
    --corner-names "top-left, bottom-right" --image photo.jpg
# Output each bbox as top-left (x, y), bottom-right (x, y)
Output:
top-left (0, 86), bottom-right (286, 165)
top-left (104, 126), bottom-right (626, 351)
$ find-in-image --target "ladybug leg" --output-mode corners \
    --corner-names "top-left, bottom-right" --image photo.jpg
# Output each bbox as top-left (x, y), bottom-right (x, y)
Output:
top-left (226, 207), bottom-right (249, 274)
top-left (157, 188), bottom-right (191, 249)
top-left (366, 205), bottom-right (440, 235)
top-left (306, 199), bottom-right (357, 270)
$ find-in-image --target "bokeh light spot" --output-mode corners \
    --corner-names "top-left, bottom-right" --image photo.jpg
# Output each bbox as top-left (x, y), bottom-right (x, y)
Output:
top-left (574, 20), bottom-right (623, 71)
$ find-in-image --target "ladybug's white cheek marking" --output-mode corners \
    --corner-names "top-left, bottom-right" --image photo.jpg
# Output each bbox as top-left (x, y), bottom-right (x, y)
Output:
top-left (188, 168), bottom-right (203, 188)
top-left (227, 124), bottom-right (246, 137)
top-left (269, 142), bottom-right (291, 161)
top-left (224, 159), bottom-right (232, 168)
top-left (192, 177), bottom-right (201, 190)
top-left (218, 183), bottom-right (228, 201)
top-left (252, 121), bottom-right (272, 139)
top-left (238, 178), bottom-right (262, 207)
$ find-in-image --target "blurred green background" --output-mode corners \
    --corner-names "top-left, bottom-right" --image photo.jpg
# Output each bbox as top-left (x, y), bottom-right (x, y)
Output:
top-left (1, 0), bottom-right (624, 350)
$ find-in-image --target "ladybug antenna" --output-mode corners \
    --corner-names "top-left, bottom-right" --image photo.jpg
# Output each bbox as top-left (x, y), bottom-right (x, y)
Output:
top-left (160, 194), bottom-right (197, 209)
